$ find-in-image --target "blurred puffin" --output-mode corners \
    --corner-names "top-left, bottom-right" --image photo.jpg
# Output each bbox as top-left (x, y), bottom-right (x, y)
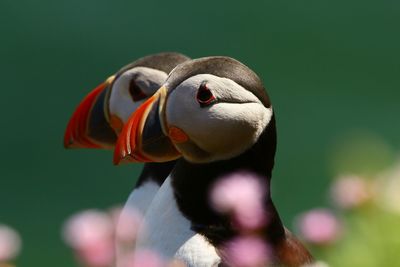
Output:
top-left (114, 56), bottom-right (314, 266)
top-left (64, 52), bottom-right (191, 213)
top-left (63, 52), bottom-right (191, 264)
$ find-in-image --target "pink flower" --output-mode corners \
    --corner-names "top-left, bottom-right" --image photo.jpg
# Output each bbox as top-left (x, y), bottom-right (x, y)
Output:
top-left (76, 241), bottom-right (114, 267)
top-left (111, 206), bottom-right (143, 244)
top-left (210, 172), bottom-right (268, 230)
top-left (220, 236), bottom-right (270, 267)
top-left (0, 224), bottom-right (22, 262)
top-left (62, 210), bottom-right (115, 267)
top-left (330, 175), bottom-right (371, 209)
top-left (111, 206), bottom-right (145, 267)
top-left (120, 249), bottom-right (165, 267)
top-left (296, 208), bottom-right (342, 245)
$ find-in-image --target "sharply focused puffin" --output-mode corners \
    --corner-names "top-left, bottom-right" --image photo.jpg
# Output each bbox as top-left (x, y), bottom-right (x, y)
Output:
top-left (63, 52), bottom-right (191, 264)
top-left (114, 56), bottom-right (314, 266)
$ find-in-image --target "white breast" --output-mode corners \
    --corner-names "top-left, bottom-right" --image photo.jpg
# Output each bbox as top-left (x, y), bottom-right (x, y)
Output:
top-left (175, 234), bottom-right (221, 267)
top-left (121, 181), bottom-right (161, 216)
top-left (136, 176), bottom-right (221, 266)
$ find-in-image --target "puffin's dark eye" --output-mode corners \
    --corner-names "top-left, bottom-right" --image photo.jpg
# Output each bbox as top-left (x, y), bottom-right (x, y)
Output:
top-left (129, 80), bottom-right (147, 102)
top-left (196, 83), bottom-right (216, 107)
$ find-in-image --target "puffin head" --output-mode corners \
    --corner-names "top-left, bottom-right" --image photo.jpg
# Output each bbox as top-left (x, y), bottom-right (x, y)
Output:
top-left (114, 56), bottom-right (274, 164)
top-left (64, 52), bottom-right (190, 149)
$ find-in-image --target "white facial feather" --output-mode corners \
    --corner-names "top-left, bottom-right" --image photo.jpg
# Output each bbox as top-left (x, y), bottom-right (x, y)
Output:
top-left (165, 74), bottom-right (272, 162)
top-left (109, 67), bottom-right (168, 122)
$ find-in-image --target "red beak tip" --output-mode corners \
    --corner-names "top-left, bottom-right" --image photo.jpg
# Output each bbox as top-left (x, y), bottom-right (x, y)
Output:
top-left (113, 155), bottom-right (131, 165)
top-left (113, 150), bottom-right (126, 165)
top-left (63, 81), bottom-right (109, 150)
top-left (63, 137), bottom-right (74, 149)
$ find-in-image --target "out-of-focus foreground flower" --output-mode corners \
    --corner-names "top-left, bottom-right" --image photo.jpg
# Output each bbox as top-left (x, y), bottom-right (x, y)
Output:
top-left (220, 236), bottom-right (270, 267)
top-left (210, 172), bottom-right (271, 267)
top-left (296, 209), bottom-right (342, 245)
top-left (296, 134), bottom-right (400, 267)
top-left (112, 207), bottom-right (143, 246)
top-left (62, 135), bottom-right (400, 267)
top-left (120, 249), bottom-right (165, 267)
top-left (330, 175), bottom-right (372, 209)
top-left (0, 224), bottom-right (22, 264)
top-left (210, 172), bottom-right (268, 231)
top-left (62, 210), bottom-right (115, 267)
top-left (62, 207), bottom-right (184, 267)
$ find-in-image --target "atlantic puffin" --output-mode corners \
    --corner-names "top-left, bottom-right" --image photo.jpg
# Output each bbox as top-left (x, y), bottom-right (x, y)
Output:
top-left (63, 51), bottom-right (192, 211)
top-left (63, 52), bottom-right (191, 264)
top-left (114, 56), bottom-right (314, 266)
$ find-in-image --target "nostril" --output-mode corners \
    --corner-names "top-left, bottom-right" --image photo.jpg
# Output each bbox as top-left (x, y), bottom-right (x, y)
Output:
top-left (196, 83), bottom-right (216, 107)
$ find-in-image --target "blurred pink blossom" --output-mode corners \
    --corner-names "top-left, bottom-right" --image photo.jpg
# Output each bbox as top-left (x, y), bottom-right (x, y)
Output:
top-left (76, 241), bottom-right (114, 267)
top-left (219, 236), bottom-right (270, 267)
top-left (330, 175), bottom-right (371, 209)
top-left (111, 206), bottom-right (143, 244)
top-left (210, 172), bottom-right (268, 230)
top-left (0, 224), bottom-right (21, 262)
top-left (62, 210), bottom-right (115, 267)
top-left (296, 208), bottom-right (342, 245)
top-left (120, 249), bottom-right (165, 267)
top-left (111, 206), bottom-right (145, 267)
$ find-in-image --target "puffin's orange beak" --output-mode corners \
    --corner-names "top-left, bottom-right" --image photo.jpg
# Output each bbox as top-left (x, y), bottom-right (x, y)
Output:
top-left (113, 86), bottom-right (181, 165)
top-left (64, 76), bottom-right (117, 149)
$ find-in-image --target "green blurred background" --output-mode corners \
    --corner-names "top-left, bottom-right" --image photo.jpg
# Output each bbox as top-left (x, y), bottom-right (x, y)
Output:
top-left (0, 1), bottom-right (399, 266)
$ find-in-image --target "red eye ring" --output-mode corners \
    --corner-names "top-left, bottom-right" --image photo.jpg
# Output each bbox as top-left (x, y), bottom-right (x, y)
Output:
top-left (196, 83), bottom-right (216, 107)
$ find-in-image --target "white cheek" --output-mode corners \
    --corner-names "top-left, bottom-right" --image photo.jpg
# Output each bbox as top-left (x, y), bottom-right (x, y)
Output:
top-left (108, 67), bottom-right (167, 122)
top-left (166, 75), bottom-right (272, 161)
top-left (109, 95), bottom-right (144, 123)
top-left (198, 103), bottom-right (272, 156)
top-left (109, 74), bottom-right (137, 121)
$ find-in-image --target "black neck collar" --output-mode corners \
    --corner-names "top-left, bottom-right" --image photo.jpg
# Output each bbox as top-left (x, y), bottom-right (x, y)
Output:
top-left (170, 115), bottom-right (284, 246)
top-left (135, 161), bottom-right (176, 187)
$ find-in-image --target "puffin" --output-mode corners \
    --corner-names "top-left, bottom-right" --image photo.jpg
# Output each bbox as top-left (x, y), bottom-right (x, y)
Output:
top-left (63, 52), bottom-right (191, 213)
top-left (113, 56), bottom-right (314, 266)
top-left (63, 52), bottom-right (191, 264)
